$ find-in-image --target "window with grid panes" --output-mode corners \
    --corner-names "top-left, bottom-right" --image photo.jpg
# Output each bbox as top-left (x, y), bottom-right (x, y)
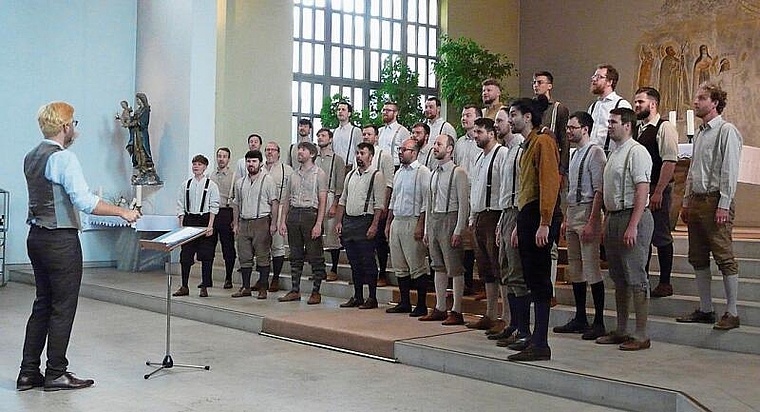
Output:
top-left (292, 0), bottom-right (439, 140)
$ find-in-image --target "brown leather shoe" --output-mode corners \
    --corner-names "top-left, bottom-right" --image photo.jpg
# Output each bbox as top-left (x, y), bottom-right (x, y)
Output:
top-left (596, 331), bottom-right (631, 345)
top-left (472, 290), bottom-right (487, 301)
top-left (485, 319), bottom-right (507, 335)
top-left (252, 280), bottom-right (260, 292)
top-left (307, 291), bottom-right (321, 305)
top-left (358, 297), bottom-right (378, 309)
top-left (619, 338), bottom-right (651, 351)
top-left (340, 297), bottom-right (364, 308)
top-left (278, 291), bottom-right (301, 302)
top-left (172, 286), bottom-right (189, 297)
top-left (651, 283), bottom-right (673, 298)
top-left (465, 315), bottom-right (495, 330)
top-left (326, 271), bottom-right (339, 282)
top-left (257, 289), bottom-right (267, 299)
top-left (199, 287), bottom-right (208, 297)
top-left (231, 288), bottom-right (252, 298)
top-left (714, 312), bottom-right (740, 330)
top-left (419, 308), bottom-right (448, 321)
top-left (442, 311), bottom-right (465, 325)
top-left (377, 276), bottom-right (388, 287)
top-left (268, 278), bottom-right (280, 292)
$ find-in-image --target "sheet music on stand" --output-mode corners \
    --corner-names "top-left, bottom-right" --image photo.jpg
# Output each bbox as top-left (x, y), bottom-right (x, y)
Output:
top-left (139, 226), bottom-right (208, 252)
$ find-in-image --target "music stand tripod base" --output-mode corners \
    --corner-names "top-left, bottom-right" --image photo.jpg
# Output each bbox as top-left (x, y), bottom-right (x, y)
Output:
top-left (140, 228), bottom-right (212, 380)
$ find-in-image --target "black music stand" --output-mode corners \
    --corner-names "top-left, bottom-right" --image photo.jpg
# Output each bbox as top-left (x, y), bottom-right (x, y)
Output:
top-left (139, 226), bottom-right (211, 379)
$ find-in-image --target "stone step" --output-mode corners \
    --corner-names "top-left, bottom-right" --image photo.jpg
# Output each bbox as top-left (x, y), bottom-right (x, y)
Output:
top-left (647, 254), bottom-right (760, 279)
top-left (670, 233), bottom-right (760, 258)
top-left (647, 273), bottom-right (760, 301)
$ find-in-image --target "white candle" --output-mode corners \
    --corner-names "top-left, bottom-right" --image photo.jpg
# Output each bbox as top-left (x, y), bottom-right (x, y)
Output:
top-left (135, 185), bottom-right (142, 207)
top-left (686, 110), bottom-right (695, 135)
top-left (668, 111), bottom-right (677, 126)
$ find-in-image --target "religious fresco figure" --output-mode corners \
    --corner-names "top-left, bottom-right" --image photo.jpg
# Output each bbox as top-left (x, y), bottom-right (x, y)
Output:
top-left (658, 44), bottom-right (689, 114)
top-left (637, 44), bottom-right (656, 88)
top-left (693, 44), bottom-right (714, 96)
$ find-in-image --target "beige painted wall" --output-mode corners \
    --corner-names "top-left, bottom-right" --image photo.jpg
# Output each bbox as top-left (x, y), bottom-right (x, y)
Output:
top-left (216, 0), bottom-right (293, 161)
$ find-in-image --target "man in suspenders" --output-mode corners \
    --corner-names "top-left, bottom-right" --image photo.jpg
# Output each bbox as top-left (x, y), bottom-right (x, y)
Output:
top-left (335, 142), bottom-right (386, 309)
top-left (467, 118), bottom-right (510, 332)
top-left (677, 82), bottom-right (743, 330)
top-left (362, 124), bottom-right (395, 287)
top-left (236, 133), bottom-right (262, 178)
top-left (412, 122), bottom-right (437, 170)
top-left (385, 138), bottom-right (432, 316)
top-left (420, 134), bottom-right (470, 325)
top-left (288, 118), bottom-right (312, 169)
top-left (424, 97), bottom-right (457, 145)
top-left (264, 142), bottom-right (294, 292)
top-left (332, 102), bottom-right (361, 172)
top-left (231, 150), bottom-right (279, 299)
top-left (174, 155), bottom-right (220, 298)
top-left (597, 108), bottom-right (654, 351)
top-left (632, 87), bottom-right (679, 298)
top-left (555, 112), bottom-right (607, 340)
top-left (588, 64), bottom-right (632, 155)
top-left (378, 102), bottom-right (410, 167)
top-left (509, 98), bottom-right (561, 361)
top-left (209, 147), bottom-right (237, 289)
top-left (315, 128), bottom-right (346, 282)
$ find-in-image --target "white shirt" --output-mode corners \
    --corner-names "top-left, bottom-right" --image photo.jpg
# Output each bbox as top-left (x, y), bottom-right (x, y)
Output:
top-left (454, 133), bottom-right (482, 183)
top-left (176, 176), bottom-right (220, 216)
top-left (588, 91), bottom-right (632, 153)
top-left (333, 123), bottom-right (361, 167)
top-left (390, 160), bottom-right (431, 217)
top-left (426, 117), bottom-right (457, 140)
top-left (378, 121), bottom-right (410, 166)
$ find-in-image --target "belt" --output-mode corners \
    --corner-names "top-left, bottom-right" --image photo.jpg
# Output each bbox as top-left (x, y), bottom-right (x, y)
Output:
top-left (606, 208), bottom-right (633, 215)
top-left (690, 191), bottom-right (720, 199)
top-left (291, 206), bottom-right (317, 211)
top-left (240, 215), bottom-right (270, 221)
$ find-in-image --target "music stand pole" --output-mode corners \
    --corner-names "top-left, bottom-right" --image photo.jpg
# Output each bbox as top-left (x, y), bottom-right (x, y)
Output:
top-left (143, 235), bottom-right (210, 379)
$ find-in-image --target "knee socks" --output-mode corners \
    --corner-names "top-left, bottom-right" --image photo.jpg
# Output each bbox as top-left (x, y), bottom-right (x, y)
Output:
top-left (724, 274), bottom-right (739, 316)
top-left (452, 276), bottom-right (464, 313)
top-left (434, 272), bottom-right (448, 312)
top-left (695, 268), bottom-right (713, 313)
top-left (572, 281), bottom-right (588, 324)
top-left (590, 280), bottom-right (606, 325)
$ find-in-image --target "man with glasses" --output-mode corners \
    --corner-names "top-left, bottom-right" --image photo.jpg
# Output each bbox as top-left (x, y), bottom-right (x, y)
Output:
top-left (263, 142), bottom-right (293, 292)
top-left (378, 102), bottom-right (410, 167)
top-left (210, 147), bottom-right (237, 289)
top-left (588, 64), bottom-right (632, 155)
top-left (19, 102), bottom-right (140, 391)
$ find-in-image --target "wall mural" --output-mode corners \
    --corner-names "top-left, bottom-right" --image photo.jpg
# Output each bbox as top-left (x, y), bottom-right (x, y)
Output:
top-left (636, 0), bottom-right (759, 145)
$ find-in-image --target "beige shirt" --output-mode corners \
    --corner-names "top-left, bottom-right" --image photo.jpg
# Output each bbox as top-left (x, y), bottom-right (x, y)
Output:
top-left (636, 114), bottom-right (679, 162)
top-left (603, 138), bottom-right (652, 211)
top-left (316, 147), bottom-right (346, 195)
top-left (470, 143), bottom-right (509, 221)
top-left (427, 160), bottom-right (470, 235)
top-left (371, 146), bottom-right (396, 188)
top-left (390, 160), bottom-right (431, 217)
top-left (234, 172), bottom-right (278, 219)
top-left (684, 115), bottom-right (743, 209)
top-left (264, 160), bottom-right (294, 202)
top-left (418, 141), bottom-right (439, 170)
top-left (210, 166), bottom-right (235, 207)
top-left (282, 164), bottom-right (328, 209)
top-left (339, 166), bottom-right (386, 216)
top-left (498, 134), bottom-right (525, 209)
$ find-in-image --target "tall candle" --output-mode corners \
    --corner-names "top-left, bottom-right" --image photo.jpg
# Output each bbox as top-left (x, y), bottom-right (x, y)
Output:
top-left (686, 110), bottom-right (695, 135)
top-left (668, 111), bottom-right (677, 126)
top-left (135, 185), bottom-right (142, 207)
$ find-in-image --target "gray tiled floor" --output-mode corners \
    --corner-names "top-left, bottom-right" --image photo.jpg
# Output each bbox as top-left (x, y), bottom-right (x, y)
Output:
top-left (0, 282), bottom-right (622, 412)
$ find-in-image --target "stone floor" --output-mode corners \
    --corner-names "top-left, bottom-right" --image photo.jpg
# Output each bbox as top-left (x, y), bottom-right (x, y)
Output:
top-left (0, 282), bottom-right (622, 412)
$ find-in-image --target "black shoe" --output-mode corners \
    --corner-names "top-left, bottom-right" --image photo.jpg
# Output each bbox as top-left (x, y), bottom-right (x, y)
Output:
top-left (197, 282), bottom-right (213, 288)
top-left (386, 304), bottom-right (412, 314)
top-left (409, 305), bottom-right (428, 317)
top-left (16, 372), bottom-right (44, 391)
top-left (44, 372), bottom-right (94, 391)
top-left (507, 335), bottom-right (532, 351)
top-left (223, 279), bottom-right (233, 289)
top-left (581, 323), bottom-right (607, 340)
top-left (552, 318), bottom-right (590, 334)
top-left (488, 326), bottom-right (516, 341)
top-left (340, 296), bottom-right (364, 308)
top-left (358, 297), bottom-right (379, 309)
top-left (507, 344), bottom-right (551, 362)
top-left (675, 309), bottom-right (716, 324)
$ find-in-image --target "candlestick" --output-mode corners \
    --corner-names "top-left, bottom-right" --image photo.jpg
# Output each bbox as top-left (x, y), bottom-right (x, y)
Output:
top-left (686, 110), bottom-right (695, 136)
top-left (135, 185), bottom-right (142, 207)
top-left (668, 111), bottom-right (677, 126)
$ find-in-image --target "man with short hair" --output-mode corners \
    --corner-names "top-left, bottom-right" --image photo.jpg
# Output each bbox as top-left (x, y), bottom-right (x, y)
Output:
top-left (315, 128), bottom-right (346, 282)
top-left (263, 142), bottom-right (294, 292)
top-left (385, 138), bottom-right (431, 316)
top-left (509, 98), bottom-right (561, 362)
top-left (378, 102), bottom-right (411, 166)
top-left (467, 118), bottom-right (510, 332)
top-left (533, 71), bottom-right (570, 180)
top-left (363, 124), bottom-right (395, 286)
top-left (588, 64), bottom-right (632, 155)
top-left (554, 112), bottom-right (607, 340)
top-left (412, 122), bottom-right (436, 170)
top-left (676, 82), bottom-right (743, 330)
top-left (596, 107), bottom-right (654, 351)
top-left (18, 101), bottom-right (140, 391)
top-left (332, 102), bottom-right (362, 171)
top-left (231, 150), bottom-right (279, 299)
top-left (420, 134), bottom-right (470, 325)
top-left (288, 118), bottom-right (312, 169)
top-left (453, 104), bottom-right (483, 296)
top-left (481, 78), bottom-right (504, 121)
top-left (335, 142), bottom-right (386, 309)
top-left (236, 133), bottom-right (263, 177)
top-left (632, 87), bottom-right (679, 298)
top-left (209, 147), bottom-right (237, 289)
top-left (278, 142), bottom-right (329, 304)
top-left (174, 155), bottom-right (221, 298)
top-left (424, 97), bottom-right (457, 142)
